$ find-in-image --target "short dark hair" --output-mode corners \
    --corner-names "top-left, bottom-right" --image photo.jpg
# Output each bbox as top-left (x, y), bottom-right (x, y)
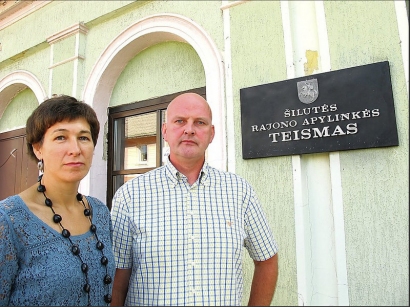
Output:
top-left (26, 95), bottom-right (100, 161)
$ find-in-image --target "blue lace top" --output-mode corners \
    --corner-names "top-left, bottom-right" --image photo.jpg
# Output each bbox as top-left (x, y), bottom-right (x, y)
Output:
top-left (0, 195), bottom-right (116, 306)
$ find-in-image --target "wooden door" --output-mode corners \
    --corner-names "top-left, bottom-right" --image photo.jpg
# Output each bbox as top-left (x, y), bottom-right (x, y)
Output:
top-left (0, 128), bottom-right (38, 200)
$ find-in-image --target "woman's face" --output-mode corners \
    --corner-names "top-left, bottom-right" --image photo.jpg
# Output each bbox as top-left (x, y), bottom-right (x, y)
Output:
top-left (33, 118), bottom-right (95, 184)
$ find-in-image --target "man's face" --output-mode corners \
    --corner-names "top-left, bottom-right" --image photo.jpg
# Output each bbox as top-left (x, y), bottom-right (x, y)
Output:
top-left (162, 93), bottom-right (215, 163)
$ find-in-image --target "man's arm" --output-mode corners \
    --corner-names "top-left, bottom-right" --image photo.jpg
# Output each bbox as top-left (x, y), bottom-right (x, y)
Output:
top-left (248, 253), bottom-right (278, 306)
top-left (111, 268), bottom-right (132, 306)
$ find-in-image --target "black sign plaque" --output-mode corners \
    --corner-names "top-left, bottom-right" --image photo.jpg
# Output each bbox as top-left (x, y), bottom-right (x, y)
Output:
top-left (240, 61), bottom-right (398, 159)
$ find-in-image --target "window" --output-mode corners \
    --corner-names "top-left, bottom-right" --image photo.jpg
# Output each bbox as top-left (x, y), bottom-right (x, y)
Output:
top-left (106, 87), bottom-right (205, 209)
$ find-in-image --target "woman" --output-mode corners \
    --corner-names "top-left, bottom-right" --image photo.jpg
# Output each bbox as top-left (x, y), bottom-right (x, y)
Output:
top-left (0, 95), bottom-right (115, 306)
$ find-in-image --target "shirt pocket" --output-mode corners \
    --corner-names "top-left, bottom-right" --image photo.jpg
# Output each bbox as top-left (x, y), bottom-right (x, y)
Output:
top-left (203, 216), bottom-right (245, 261)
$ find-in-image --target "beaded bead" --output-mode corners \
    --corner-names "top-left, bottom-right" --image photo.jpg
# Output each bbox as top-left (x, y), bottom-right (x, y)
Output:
top-left (96, 241), bottom-right (104, 250)
top-left (104, 275), bottom-right (112, 284)
top-left (62, 229), bottom-right (71, 238)
top-left (53, 214), bottom-right (62, 223)
top-left (104, 294), bottom-right (112, 303)
top-left (101, 256), bottom-right (108, 266)
top-left (71, 245), bottom-right (80, 255)
top-left (81, 263), bottom-right (89, 273)
top-left (83, 284), bottom-right (91, 293)
top-left (45, 198), bottom-right (52, 207)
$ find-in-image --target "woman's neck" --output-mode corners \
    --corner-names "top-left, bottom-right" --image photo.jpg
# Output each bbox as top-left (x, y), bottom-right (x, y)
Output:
top-left (38, 174), bottom-right (81, 209)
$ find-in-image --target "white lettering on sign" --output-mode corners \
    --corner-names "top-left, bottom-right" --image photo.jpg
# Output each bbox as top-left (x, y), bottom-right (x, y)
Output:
top-left (268, 123), bottom-right (358, 142)
top-left (284, 104), bottom-right (338, 117)
top-left (249, 103), bottom-right (379, 144)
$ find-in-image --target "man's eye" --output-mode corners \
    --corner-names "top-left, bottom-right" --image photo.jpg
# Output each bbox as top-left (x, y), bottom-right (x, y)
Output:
top-left (55, 136), bottom-right (65, 140)
top-left (79, 136), bottom-right (91, 141)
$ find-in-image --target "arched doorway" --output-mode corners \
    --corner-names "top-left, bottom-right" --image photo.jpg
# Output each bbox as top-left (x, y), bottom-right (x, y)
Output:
top-left (82, 13), bottom-right (226, 201)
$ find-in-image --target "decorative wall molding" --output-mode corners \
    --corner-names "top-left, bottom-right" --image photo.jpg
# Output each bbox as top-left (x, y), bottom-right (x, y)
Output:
top-left (0, 1), bottom-right (51, 31)
top-left (220, 0), bottom-right (248, 11)
top-left (46, 22), bottom-right (89, 45)
top-left (48, 55), bottom-right (85, 69)
top-left (0, 70), bottom-right (47, 120)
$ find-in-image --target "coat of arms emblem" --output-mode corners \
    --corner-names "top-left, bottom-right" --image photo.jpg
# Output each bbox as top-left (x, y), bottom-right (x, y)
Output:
top-left (297, 79), bottom-right (319, 104)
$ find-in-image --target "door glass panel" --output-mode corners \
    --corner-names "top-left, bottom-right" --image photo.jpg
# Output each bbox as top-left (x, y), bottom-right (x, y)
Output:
top-left (112, 174), bottom-right (141, 194)
top-left (112, 118), bottom-right (124, 172)
top-left (112, 175), bottom-right (123, 195)
top-left (161, 109), bottom-right (170, 165)
top-left (124, 112), bottom-right (157, 170)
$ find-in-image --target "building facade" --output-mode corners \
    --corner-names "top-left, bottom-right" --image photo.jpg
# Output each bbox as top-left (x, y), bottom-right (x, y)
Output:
top-left (0, 1), bottom-right (408, 305)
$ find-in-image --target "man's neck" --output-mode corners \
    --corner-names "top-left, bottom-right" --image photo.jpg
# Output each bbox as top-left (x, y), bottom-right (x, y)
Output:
top-left (169, 155), bottom-right (204, 185)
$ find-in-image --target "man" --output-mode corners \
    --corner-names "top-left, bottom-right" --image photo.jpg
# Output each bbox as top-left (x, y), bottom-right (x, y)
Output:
top-left (111, 93), bottom-right (278, 306)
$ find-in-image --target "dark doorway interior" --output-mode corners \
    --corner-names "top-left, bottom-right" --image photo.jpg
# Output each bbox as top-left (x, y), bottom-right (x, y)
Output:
top-left (0, 128), bottom-right (38, 200)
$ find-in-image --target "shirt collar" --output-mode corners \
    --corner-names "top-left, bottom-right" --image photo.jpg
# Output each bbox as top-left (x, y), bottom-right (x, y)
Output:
top-left (165, 157), bottom-right (209, 187)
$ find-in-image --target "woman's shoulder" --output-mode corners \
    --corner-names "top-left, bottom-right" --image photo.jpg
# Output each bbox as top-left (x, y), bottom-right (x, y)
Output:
top-left (0, 195), bottom-right (25, 215)
top-left (85, 195), bottom-right (105, 205)
top-left (85, 196), bottom-right (109, 215)
top-left (0, 195), bottom-right (38, 245)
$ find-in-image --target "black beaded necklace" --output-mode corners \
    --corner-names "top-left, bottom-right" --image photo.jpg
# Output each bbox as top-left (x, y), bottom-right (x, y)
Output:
top-left (37, 175), bottom-right (112, 306)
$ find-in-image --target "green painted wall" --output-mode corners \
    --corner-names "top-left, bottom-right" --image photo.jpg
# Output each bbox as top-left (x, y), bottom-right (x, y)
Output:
top-left (52, 63), bottom-right (74, 96)
top-left (0, 46), bottom-right (50, 93)
top-left (0, 89), bottom-right (38, 132)
top-left (0, 1), bottom-right (137, 63)
top-left (324, 1), bottom-right (409, 305)
top-left (53, 35), bottom-right (76, 63)
top-left (229, 1), bottom-right (297, 305)
top-left (111, 41), bottom-right (205, 106)
top-left (82, 0), bottom-right (223, 99)
top-left (0, 0), bottom-right (223, 98)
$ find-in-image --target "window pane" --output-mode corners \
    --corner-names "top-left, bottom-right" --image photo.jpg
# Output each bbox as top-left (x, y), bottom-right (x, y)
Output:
top-left (112, 118), bottom-right (124, 172)
top-left (112, 174), bottom-right (140, 194)
top-left (112, 175), bottom-right (123, 195)
top-left (124, 112), bottom-right (157, 170)
top-left (161, 109), bottom-right (169, 165)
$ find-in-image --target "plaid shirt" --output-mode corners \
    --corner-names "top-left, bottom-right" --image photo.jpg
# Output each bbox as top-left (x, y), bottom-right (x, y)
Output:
top-left (111, 160), bottom-right (278, 306)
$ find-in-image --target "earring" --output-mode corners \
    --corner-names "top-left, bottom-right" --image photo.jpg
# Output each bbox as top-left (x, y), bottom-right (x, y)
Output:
top-left (37, 159), bottom-right (44, 172)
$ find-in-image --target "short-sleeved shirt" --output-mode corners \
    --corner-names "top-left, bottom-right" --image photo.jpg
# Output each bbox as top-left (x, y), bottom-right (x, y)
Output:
top-left (0, 195), bottom-right (115, 306)
top-left (111, 161), bottom-right (278, 306)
